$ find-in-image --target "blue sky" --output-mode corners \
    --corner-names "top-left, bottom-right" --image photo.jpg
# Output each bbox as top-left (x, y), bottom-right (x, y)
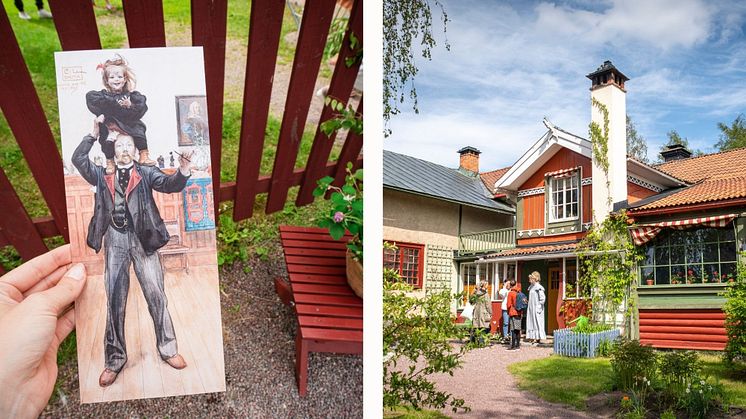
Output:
top-left (385, 0), bottom-right (746, 171)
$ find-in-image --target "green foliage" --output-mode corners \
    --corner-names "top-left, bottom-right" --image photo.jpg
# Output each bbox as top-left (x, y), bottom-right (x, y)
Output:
top-left (678, 376), bottom-right (726, 418)
top-left (320, 96), bottom-right (363, 137)
top-left (659, 409), bottom-right (676, 419)
top-left (323, 17), bottom-right (349, 62)
top-left (660, 130), bottom-right (703, 158)
top-left (626, 115), bottom-right (648, 163)
top-left (716, 114), bottom-right (746, 151)
top-left (577, 211), bottom-right (642, 327)
top-left (508, 356), bottom-right (614, 409)
top-left (722, 270), bottom-right (746, 364)
top-left (589, 98), bottom-right (610, 182)
top-left (383, 256), bottom-right (469, 413)
top-left (314, 164), bottom-right (363, 262)
top-left (383, 0), bottom-right (449, 136)
top-left (659, 350), bottom-right (700, 397)
top-left (610, 338), bottom-right (658, 391)
top-left (568, 315), bottom-right (613, 334)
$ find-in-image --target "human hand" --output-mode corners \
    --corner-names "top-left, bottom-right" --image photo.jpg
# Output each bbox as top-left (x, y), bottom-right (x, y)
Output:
top-left (178, 150), bottom-right (193, 176)
top-left (91, 115), bottom-right (105, 138)
top-left (117, 95), bottom-right (132, 109)
top-left (0, 245), bottom-right (87, 418)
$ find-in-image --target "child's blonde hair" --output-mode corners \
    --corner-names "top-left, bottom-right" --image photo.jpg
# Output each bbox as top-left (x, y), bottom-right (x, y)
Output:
top-left (101, 54), bottom-right (136, 92)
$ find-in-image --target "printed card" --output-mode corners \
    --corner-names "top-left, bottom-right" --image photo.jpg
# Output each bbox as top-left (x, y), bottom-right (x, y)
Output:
top-left (54, 47), bottom-right (225, 403)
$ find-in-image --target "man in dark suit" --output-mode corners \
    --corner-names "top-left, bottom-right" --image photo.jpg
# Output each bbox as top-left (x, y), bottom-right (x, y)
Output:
top-left (73, 116), bottom-right (191, 387)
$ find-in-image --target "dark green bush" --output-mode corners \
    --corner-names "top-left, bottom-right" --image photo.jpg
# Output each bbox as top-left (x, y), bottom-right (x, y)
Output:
top-left (659, 350), bottom-right (700, 397)
top-left (609, 338), bottom-right (657, 391)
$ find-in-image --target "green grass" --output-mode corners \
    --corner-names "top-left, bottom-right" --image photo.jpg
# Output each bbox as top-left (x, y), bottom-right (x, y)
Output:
top-left (383, 407), bottom-right (450, 419)
top-left (700, 354), bottom-right (746, 408)
top-left (510, 354), bottom-right (746, 410)
top-left (508, 355), bottom-right (614, 409)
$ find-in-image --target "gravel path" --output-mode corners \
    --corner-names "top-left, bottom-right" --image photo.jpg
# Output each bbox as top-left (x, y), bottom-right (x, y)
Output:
top-left (430, 343), bottom-right (593, 418)
top-left (42, 252), bottom-right (362, 418)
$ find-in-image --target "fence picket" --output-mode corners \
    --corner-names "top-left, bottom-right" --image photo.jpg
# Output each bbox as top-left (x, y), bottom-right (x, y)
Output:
top-left (0, 169), bottom-right (48, 262)
top-left (296, 0), bottom-right (363, 206)
top-left (49, 0), bottom-right (101, 50)
top-left (0, 6), bottom-right (68, 242)
top-left (191, 0), bottom-right (228, 216)
top-left (122, 0), bottom-right (166, 48)
top-left (232, 0), bottom-right (286, 221)
top-left (266, 0), bottom-right (337, 214)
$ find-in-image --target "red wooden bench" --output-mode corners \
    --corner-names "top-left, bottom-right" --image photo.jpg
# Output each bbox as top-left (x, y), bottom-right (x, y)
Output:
top-left (276, 225), bottom-right (362, 396)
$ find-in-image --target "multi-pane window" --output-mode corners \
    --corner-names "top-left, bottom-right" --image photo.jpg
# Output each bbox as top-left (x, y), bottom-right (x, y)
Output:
top-left (639, 225), bottom-right (737, 286)
top-left (457, 261), bottom-right (516, 306)
top-left (563, 260), bottom-right (581, 299)
top-left (549, 174), bottom-right (579, 222)
top-left (383, 242), bottom-right (424, 288)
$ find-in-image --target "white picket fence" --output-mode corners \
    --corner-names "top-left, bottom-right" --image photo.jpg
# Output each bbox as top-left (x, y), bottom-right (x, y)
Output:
top-left (553, 328), bottom-right (620, 358)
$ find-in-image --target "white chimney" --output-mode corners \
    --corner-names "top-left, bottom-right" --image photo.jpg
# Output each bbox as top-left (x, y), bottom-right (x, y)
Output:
top-left (587, 60), bottom-right (628, 222)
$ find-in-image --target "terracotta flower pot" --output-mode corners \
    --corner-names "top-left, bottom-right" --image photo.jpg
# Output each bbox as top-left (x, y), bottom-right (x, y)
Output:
top-left (346, 249), bottom-right (363, 299)
top-left (646, 279), bottom-right (654, 286)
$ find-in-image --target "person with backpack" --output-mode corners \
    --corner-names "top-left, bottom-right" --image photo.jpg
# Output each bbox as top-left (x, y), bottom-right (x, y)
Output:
top-left (506, 279), bottom-right (527, 350)
top-left (526, 271), bottom-right (547, 345)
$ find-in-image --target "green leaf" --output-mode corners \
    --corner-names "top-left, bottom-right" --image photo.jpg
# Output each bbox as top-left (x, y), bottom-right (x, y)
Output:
top-left (342, 185), bottom-right (356, 195)
top-left (351, 200), bottom-right (363, 212)
top-left (329, 223), bottom-right (345, 240)
top-left (331, 193), bottom-right (346, 206)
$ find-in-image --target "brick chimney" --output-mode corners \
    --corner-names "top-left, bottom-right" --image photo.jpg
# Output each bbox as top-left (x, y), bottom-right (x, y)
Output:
top-left (587, 60), bottom-right (629, 221)
top-left (457, 146), bottom-right (481, 176)
top-left (660, 144), bottom-right (692, 162)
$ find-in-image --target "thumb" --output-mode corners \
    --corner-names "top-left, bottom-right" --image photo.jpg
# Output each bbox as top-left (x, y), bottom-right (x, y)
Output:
top-left (36, 263), bottom-right (87, 315)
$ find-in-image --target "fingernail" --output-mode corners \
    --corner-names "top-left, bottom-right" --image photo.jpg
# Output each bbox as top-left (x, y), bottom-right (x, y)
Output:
top-left (67, 263), bottom-right (86, 280)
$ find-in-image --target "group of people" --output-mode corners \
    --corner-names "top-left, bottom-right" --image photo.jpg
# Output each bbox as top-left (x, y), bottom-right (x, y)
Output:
top-left (470, 271), bottom-right (547, 351)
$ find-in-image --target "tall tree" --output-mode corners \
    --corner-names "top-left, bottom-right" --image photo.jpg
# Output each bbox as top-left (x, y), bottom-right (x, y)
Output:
top-left (383, 0), bottom-right (449, 136)
top-left (626, 115), bottom-right (648, 163)
top-left (715, 114), bottom-right (746, 151)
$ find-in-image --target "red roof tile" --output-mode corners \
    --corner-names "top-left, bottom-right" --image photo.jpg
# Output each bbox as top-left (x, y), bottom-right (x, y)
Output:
top-left (632, 148), bottom-right (746, 211)
top-left (486, 242), bottom-right (577, 259)
top-left (480, 166), bottom-right (511, 193)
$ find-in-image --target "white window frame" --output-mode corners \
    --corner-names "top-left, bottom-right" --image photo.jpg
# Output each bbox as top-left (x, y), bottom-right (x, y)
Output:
top-left (458, 261), bottom-right (517, 305)
top-left (548, 173), bottom-right (579, 222)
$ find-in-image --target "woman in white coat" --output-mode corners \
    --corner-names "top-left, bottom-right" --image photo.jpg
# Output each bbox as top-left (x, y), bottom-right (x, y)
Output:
top-left (526, 271), bottom-right (547, 344)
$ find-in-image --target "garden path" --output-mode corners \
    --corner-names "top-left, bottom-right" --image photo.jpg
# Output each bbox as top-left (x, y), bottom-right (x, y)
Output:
top-left (432, 343), bottom-right (595, 418)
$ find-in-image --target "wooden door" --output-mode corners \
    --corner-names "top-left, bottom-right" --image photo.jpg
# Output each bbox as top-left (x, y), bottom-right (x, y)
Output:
top-left (547, 267), bottom-right (561, 334)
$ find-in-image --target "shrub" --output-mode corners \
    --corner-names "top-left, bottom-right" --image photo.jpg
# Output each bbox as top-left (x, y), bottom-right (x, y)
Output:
top-left (383, 251), bottom-right (470, 413)
top-left (569, 315), bottom-right (614, 334)
top-left (659, 350), bottom-right (700, 397)
top-left (678, 376), bottom-right (726, 419)
top-left (722, 274), bottom-right (746, 364)
top-left (610, 338), bottom-right (657, 391)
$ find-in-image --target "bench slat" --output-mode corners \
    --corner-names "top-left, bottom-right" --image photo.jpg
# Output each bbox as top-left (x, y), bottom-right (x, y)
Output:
top-left (286, 255), bottom-right (346, 267)
top-left (295, 304), bottom-right (363, 318)
top-left (300, 327), bottom-right (363, 343)
top-left (284, 247), bottom-right (347, 258)
top-left (298, 316), bottom-right (363, 330)
top-left (289, 273), bottom-right (347, 285)
top-left (287, 265), bottom-right (347, 275)
top-left (292, 283), bottom-right (355, 296)
top-left (294, 293), bottom-right (362, 307)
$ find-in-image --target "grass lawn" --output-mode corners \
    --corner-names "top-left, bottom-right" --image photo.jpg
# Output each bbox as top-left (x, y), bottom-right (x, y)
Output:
top-left (700, 354), bottom-right (746, 408)
top-left (383, 407), bottom-right (450, 419)
top-left (0, 0), bottom-right (342, 270)
top-left (510, 353), bottom-right (746, 410)
top-left (508, 355), bottom-right (614, 409)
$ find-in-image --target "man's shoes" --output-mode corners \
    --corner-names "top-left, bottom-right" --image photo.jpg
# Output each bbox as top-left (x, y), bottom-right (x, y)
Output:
top-left (99, 368), bottom-right (119, 387)
top-left (38, 9), bottom-right (53, 19)
top-left (18, 11), bottom-right (31, 20)
top-left (165, 354), bottom-right (187, 369)
top-left (139, 149), bottom-right (156, 166)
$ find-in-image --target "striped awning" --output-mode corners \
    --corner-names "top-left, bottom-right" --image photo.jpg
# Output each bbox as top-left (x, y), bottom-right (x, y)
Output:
top-left (630, 213), bottom-right (737, 246)
top-left (545, 166), bottom-right (580, 179)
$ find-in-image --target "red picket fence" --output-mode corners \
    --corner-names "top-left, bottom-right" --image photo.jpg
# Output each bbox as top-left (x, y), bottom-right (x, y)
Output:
top-left (0, 0), bottom-right (363, 272)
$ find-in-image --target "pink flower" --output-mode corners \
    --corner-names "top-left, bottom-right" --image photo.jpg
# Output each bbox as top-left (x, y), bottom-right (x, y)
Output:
top-left (333, 211), bottom-right (345, 223)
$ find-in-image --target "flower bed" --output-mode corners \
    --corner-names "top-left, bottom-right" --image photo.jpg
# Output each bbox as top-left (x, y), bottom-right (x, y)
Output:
top-left (553, 328), bottom-right (620, 358)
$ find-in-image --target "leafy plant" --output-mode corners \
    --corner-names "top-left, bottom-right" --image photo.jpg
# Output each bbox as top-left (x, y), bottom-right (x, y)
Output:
top-left (314, 163), bottom-right (363, 262)
top-left (559, 299), bottom-right (592, 325)
top-left (659, 350), bottom-right (700, 398)
top-left (679, 376), bottom-right (726, 418)
top-left (722, 265), bottom-right (746, 364)
top-left (323, 17), bottom-right (349, 62)
top-left (577, 211), bottom-right (642, 328)
top-left (383, 253), bottom-right (469, 413)
top-left (320, 96), bottom-right (363, 138)
top-left (568, 315), bottom-right (613, 334)
top-left (610, 338), bottom-right (657, 391)
top-left (588, 97), bottom-right (610, 198)
top-left (217, 213), bottom-right (251, 266)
